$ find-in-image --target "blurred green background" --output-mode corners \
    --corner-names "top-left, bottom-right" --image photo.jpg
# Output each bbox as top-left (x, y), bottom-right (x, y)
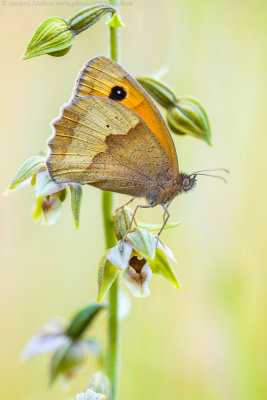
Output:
top-left (1, 0), bottom-right (267, 399)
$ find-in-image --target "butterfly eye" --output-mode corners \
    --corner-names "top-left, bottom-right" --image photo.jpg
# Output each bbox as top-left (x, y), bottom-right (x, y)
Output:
top-left (183, 177), bottom-right (190, 187)
top-left (109, 86), bottom-right (127, 101)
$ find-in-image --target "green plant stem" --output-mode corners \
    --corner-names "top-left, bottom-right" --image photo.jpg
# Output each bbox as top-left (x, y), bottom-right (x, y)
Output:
top-left (102, 2), bottom-right (121, 399)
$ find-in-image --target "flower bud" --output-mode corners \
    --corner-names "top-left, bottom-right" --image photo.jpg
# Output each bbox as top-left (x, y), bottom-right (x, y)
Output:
top-left (137, 76), bottom-right (177, 108)
top-left (22, 17), bottom-right (74, 60)
top-left (114, 206), bottom-right (136, 241)
top-left (67, 5), bottom-right (116, 34)
top-left (167, 97), bottom-right (212, 145)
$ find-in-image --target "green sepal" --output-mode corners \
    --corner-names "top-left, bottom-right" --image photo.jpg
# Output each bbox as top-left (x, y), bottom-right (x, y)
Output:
top-left (97, 251), bottom-right (118, 303)
top-left (149, 248), bottom-right (181, 288)
top-left (22, 17), bottom-right (74, 60)
top-left (50, 340), bottom-right (83, 385)
top-left (67, 5), bottom-right (116, 34)
top-left (8, 155), bottom-right (45, 190)
top-left (137, 221), bottom-right (181, 231)
top-left (66, 303), bottom-right (106, 340)
top-left (48, 46), bottom-right (72, 57)
top-left (49, 340), bottom-right (71, 384)
top-left (70, 184), bottom-right (83, 230)
top-left (32, 197), bottom-right (43, 221)
top-left (167, 97), bottom-right (212, 145)
top-left (87, 371), bottom-right (111, 398)
top-left (137, 76), bottom-right (177, 108)
top-left (127, 229), bottom-right (156, 260)
top-left (106, 12), bottom-right (125, 28)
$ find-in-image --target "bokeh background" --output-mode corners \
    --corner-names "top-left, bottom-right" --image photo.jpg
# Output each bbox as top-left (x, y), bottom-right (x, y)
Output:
top-left (1, 0), bottom-right (266, 399)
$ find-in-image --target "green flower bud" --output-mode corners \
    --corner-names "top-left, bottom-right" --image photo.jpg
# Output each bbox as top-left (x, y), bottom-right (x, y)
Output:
top-left (114, 206), bottom-right (136, 241)
top-left (67, 5), bottom-right (116, 34)
top-left (22, 17), bottom-right (74, 60)
top-left (48, 46), bottom-right (72, 57)
top-left (137, 76), bottom-right (177, 108)
top-left (167, 97), bottom-right (212, 145)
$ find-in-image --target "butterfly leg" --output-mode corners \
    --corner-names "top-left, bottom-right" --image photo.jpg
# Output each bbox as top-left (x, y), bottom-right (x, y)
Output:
top-left (156, 203), bottom-right (170, 247)
top-left (122, 203), bottom-right (155, 242)
top-left (121, 197), bottom-right (135, 208)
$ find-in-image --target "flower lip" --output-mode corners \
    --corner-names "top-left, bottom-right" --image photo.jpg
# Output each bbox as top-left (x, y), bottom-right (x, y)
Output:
top-left (129, 256), bottom-right (147, 273)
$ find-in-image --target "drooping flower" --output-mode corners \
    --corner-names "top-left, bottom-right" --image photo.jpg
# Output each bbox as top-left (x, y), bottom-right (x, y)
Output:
top-left (21, 304), bottom-right (105, 384)
top-left (6, 155), bottom-right (82, 228)
top-left (97, 207), bottom-right (181, 301)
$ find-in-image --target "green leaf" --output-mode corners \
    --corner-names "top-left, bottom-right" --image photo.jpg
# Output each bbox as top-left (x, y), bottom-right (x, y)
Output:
top-left (97, 251), bottom-right (118, 302)
top-left (149, 248), bottom-right (181, 288)
top-left (87, 371), bottom-right (111, 398)
top-left (127, 229), bottom-right (156, 260)
top-left (137, 221), bottom-right (181, 231)
top-left (67, 5), bottom-right (116, 34)
top-left (70, 184), bottom-right (83, 229)
top-left (106, 12), bottom-right (125, 28)
top-left (22, 17), bottom-right (74, 60)
top-left (66, 304), bottom-right (106, 340)
top-left (137, 76), bottom-right (177, 108)
top-left (8, 155), bottom-right (45, 190)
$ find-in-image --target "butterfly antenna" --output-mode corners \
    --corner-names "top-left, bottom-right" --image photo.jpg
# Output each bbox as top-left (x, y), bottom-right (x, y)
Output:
top-left (192, 173), bottom-right (228, 184)
top-left (191, 168), bottom-right (229, 174)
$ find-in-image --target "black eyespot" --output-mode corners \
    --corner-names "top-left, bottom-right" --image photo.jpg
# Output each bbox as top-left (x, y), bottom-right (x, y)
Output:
top-left (109, 86), bottom-right (127, 101)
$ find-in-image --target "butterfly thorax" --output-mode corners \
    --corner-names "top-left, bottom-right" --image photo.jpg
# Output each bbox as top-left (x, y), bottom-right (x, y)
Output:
top-left (146, 173), bottom-right (196, 206)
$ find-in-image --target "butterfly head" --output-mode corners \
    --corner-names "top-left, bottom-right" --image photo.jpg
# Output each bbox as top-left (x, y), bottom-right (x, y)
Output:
top-left (181, 174), bottom-right (197, 193)
top-left (180, 168), bottom-right (229, 194)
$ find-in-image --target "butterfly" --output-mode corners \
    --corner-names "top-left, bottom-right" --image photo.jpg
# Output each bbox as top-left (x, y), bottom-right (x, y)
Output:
top-left (46, 56), bottom-right (226, 235)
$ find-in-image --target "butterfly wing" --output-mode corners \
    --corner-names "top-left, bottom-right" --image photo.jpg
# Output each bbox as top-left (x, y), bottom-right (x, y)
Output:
top-left (47, 96), bottom-right (171, 200)
top-left (73, 55), bottom-right (179, 176)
